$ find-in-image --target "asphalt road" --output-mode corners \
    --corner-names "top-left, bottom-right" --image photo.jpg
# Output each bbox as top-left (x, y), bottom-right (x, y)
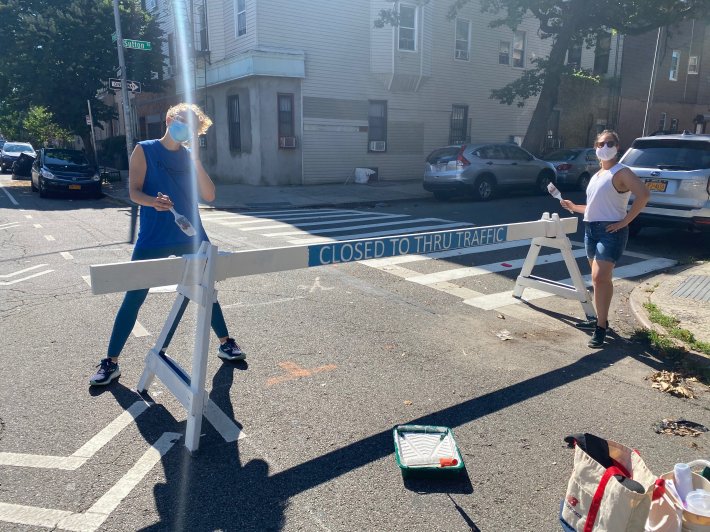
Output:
top-left (0, 176), bottom-right (708, 532)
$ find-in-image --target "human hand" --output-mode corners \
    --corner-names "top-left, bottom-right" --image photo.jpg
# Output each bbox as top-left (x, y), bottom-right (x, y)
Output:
top-left (605, 220), bottom-right (628, 233)
top-left (153, 192), bottom-right (174, 211)
top-left (560, 199), bottom-right (575, 213)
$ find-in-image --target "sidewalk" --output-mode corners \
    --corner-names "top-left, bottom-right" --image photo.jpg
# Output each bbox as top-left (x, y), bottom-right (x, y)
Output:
top-left (629, 260), bottom-right (710, 350)
top-left (101, 174), bottom-right (431, 210)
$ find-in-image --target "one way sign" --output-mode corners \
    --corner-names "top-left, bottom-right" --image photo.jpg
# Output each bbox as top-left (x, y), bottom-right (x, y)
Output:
top-left (108, 78), bottom-right (142, 93)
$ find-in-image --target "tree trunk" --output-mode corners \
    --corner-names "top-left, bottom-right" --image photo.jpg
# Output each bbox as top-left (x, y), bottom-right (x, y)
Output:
top-left (521, 26), bottom-right (577, 156)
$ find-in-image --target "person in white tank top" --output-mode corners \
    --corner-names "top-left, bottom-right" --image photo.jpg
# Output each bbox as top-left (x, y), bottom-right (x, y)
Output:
top-left (560, 130), bottom-right (650, 348)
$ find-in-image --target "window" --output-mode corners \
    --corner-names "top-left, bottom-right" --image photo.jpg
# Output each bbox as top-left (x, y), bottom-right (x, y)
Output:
top-left (235, 0), bottom-right (246, 37)
top-left (145, 0), bottom-right (157, 10)
top-left (278, 94), bottom-right (294, 139)
top-left (454, 19), bottom-right (470, 61)
top-left (670, 50), bottom-right (680, 81)
top-left (398, 4), bottom-right (416, 51)
top-left (670, 118), bottom-right (678, 133)
top-left (368, 100), bottom-right (387, 148)
top-left (512, 31), bottom-right (525, 68)
top-left (688, 55), bottom-right (699, 75)
top-left (658, 112), bottom-right (667, 131)
top-left (449, 105), bottom-right (468, 144)
top-left (567, 41), bottom-right (582, 69)
top-left (593, 32), bottom-right (611, 75)
top-left (227, 95), bottom-right (241, 151)
top-left (499, 41), bottom-right (511, 65)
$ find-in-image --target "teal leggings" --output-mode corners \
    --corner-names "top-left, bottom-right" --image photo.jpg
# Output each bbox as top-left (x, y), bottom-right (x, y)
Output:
top-left (107, 243), bottom-right (229, 358)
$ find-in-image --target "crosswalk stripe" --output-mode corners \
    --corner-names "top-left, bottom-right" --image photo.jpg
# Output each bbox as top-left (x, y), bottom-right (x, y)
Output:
top-left (204, 208), bottom-right (359, 218)
top-left (217, 211), bottom-right (377, 226)
top-left (241, 213), bottom-right (409, 232)
top-left (409, 248), bottom-right (589, 285)
top-left (290, 222), bottom-right (473, 245)
top-left (267, 217), bottom-right (454, 238)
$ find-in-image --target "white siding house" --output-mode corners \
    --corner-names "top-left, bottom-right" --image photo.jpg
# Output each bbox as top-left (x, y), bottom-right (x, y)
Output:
top-left (147, 0), bottom-right (558, 185)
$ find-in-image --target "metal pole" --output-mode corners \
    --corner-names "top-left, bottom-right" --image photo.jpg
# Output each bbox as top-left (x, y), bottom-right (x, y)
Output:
top-left (111, 0), bottom-right (134, 165)
top-left (86, 100), bottom-right (99, 166)
top-left (642, 27), bottom-right (663, 137)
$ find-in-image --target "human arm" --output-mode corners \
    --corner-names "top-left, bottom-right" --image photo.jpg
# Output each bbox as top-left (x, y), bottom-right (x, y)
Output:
top-left (127, 144), bottom-right (174, 211)
top-left (189, 141), bottom-right (216, 202)
top-left (559, 199), bottom-right (586, 214)
top-left (606, 168), bottom-right (650, 233)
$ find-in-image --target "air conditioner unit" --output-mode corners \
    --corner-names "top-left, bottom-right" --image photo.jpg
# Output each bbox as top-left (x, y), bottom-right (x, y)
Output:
top-left (279, 136), bottom-right (297, 149)
top-left (455, 49), bottom-right (469, 60)
top-left (369, 140), bottom-right (386, 152)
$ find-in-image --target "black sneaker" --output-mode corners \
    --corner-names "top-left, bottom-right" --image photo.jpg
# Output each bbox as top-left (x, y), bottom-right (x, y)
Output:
top-left (588, 326), bottom-right (607, 348)
top-left (575, 318), bottom-right (609, 331)
top-left (218, 338), bottom-right (246, 361)
top-left (89, 358), bottom-right (121, 386)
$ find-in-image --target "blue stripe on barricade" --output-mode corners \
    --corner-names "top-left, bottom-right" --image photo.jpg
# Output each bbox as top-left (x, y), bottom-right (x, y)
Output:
top-left (307, 225), bottom-right (508, 267)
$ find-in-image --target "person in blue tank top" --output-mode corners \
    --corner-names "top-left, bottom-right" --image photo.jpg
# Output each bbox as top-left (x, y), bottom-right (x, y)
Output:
top-left (90, 103), bottom-right (244, 386)
top-left (560, 130), bottom-right (650, 348)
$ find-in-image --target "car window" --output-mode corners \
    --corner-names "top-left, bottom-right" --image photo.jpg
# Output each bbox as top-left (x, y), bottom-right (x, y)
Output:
top-left (474, 146), bottom-right (494, 159)
top-left (3, 143), bottom-right (34, 153)
top-left (426, 147), bottom-right (460, 164)
top-left (488, 145), bottom-right (508, 160)
top-left (585, 150), bottom-right (598, 162)
top-left (44, 150), bottom-right (90, 166)
top-left (621, 139), bottom-right (710, 170)
top-left (505, 145), bottom-right (532, 161)
top-left (543, 149), bottom-right (579, 161)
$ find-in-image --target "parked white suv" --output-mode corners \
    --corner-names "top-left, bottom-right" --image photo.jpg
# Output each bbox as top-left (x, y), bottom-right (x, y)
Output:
top-left (620, 133), bottom-right (710, 235)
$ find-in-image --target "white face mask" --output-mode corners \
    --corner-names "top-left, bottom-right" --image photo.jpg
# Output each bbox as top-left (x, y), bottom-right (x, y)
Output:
top-left (596, 144), bottom-right (618, 161)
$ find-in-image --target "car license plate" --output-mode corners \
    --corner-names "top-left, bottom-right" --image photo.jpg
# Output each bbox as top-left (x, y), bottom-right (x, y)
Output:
top-left (68, 184), bottom-right (81, 190)
top-left (645, 179), bottom-right (667, 192)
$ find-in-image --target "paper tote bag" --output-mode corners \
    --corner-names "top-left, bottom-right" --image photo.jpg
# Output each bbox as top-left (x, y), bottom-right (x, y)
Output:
top-left (561, 435), bottom-right (660, 532)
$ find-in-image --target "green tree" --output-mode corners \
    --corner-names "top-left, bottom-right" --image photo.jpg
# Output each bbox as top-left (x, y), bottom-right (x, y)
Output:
top-left (22, 105), bottom-right (72, 147)
top-left (377, 0), bottom-right (709, 154)
top-left (0, 0), bottom-right (164, 158)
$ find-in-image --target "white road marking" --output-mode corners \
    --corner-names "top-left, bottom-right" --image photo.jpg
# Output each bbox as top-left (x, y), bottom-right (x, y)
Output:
top-left (222, 296), bottom-right (306, 309)
top-left (408, 248), bottom-right (588, 285)
top-left (149, 285), bottom-right (177, 293)
top-left (24, 214), bottom-right (32, 219)
top-left (0, 432), bottom-right (181, 532)
top-left (240, 213), bottom-right (408, 231)
top-left (290, 222), bottom-right (473, 245)
top-left (0, 185), bottom-right (19, 206)
top-left (0, 401), bottom-right (151, 470)
top-left (34, 224), bottom-right (43, 228)
top-left (44, 235), bottom-right (55, 241)
top-left (218, 210), bottom-right (370, 226)
top-left (0, 264), bottom-right (48, 278)
top-left (60, 252), bottom-right (74, 260)
top-left (265, 217), bottom-right (449, 237)
top-left (0, 269), bottom-right (53, 285)
top-left (204, 208), bottom-right (360, 218)
top-left (0, 223), bottom-right (20, 230)
top-left (82, 276), bottom-right (150, 337)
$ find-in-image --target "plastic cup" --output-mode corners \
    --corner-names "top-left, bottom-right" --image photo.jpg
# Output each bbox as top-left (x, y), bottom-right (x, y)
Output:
top-left (686, 489), bottom-right (710, 517)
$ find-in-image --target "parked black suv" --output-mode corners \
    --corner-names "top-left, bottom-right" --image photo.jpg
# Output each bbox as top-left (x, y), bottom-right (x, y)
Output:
top-left (620, 133), bottom-right (710, 234)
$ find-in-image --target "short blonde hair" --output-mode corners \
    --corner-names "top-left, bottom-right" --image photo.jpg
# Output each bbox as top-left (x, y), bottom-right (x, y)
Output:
top-left (166, 103), bottom-right (213, 136)
top-left (596, 129), bottom-right (620, 145)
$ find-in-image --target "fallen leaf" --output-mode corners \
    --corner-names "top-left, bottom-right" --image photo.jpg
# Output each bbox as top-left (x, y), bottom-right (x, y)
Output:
top-left (496, 330), bottom-right (512, 341)
top-left (496, 313), bottom-right (505, 319)
top-left (403, 400), bottom-right (413, 406)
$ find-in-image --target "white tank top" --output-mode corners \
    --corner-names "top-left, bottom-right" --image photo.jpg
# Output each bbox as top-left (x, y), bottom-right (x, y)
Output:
top-left (584, 163), bottom-right (631, 222)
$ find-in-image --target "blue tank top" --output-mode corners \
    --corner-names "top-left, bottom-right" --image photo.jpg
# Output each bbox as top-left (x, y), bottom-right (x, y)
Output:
top-left (134, 139), bottom-right (209, 250)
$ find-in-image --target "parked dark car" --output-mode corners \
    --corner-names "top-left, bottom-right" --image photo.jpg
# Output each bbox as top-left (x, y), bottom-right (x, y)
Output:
top-left (31, 148), bottom-right (102, 198)
top-left (1, 142), bottom-right (35, 172)
top-left (541, 148), bottom-right (600, 191)
top-left (423, 143), bottom-right (556, 201)
top-left (11, 152), bottom-right (35, 179)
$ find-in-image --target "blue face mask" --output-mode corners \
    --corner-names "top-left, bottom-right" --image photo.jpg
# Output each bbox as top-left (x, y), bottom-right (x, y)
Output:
top-left (168, 120), bottom-right (193, 143)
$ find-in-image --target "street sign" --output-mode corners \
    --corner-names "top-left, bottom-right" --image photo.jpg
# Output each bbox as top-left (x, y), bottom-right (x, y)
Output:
top-left (122, 39), bottom-right (152, 51)
top-left (108, 78), bottom-right (142, 93)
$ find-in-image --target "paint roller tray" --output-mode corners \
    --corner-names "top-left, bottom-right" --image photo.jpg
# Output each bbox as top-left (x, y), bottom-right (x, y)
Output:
top-left (393, 424), bottom-right (464, 477)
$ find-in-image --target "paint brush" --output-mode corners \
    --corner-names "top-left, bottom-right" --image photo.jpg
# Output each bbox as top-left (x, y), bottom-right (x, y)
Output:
top-left (158, 192), bottom-right (196, 236)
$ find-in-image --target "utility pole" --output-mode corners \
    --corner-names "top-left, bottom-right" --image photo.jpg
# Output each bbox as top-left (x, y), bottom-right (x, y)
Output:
top-left (86, 100), bottom-right (99, 166)
top-left (642, 27), bottom-right (663, 137)
top-left (112, 0), bottom-right (134, 166)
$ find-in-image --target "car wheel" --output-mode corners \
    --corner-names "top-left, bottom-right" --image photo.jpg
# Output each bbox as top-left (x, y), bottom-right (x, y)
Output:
top-left (578, 173), bottom-right (591, 191)
top-left (39, 179), bottom-right (48, 198)
top-left (628, 222), bottom-right (643, 238)
top-left (433, 191), bottom-right (454, 201)
top-left (472, 174), bottom-right (496, 201)
top-left (536, 170), bottom-right (555, 195)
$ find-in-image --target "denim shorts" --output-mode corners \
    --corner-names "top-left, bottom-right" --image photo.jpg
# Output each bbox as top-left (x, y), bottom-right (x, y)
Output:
top-left (584, 221), bottom-right (629, 263)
